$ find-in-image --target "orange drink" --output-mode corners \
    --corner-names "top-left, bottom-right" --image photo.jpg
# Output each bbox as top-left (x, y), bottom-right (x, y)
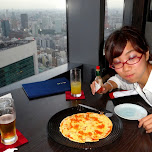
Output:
top-left (71, 81), bottom-right (81, 96)
top-left (70, 68), bottom-right (82, 97)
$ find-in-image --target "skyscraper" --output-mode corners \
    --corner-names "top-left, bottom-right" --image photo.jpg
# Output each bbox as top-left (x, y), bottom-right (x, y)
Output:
top-left (32, 22), bottom-right (38, 37)
top-left (1, 20), bottom-right (10, 37)
top-left (21, 14), bottom-right (28, 30)
top-left (11, 12), bottom-right (18, 30)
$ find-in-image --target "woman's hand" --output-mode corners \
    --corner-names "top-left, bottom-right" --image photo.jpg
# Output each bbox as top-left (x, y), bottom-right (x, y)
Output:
top-left (138, 114), bottom-right (152, 133)
top-left (90, 81), bottom-right (96, 95)
top-left (90, 81), bottom-right (110, 95)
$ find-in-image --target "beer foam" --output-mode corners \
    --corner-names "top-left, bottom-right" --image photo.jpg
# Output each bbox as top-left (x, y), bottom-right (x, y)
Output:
top-left (0, 114), bottom-right (16, 124)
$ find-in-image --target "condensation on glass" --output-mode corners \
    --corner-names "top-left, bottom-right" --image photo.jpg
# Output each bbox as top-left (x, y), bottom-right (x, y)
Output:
top-left (0, 0), bottom-right (67, 88)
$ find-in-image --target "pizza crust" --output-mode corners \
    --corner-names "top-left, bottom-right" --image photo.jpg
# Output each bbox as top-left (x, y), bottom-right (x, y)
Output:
top-left (59, 112), bottom-right (113, 143)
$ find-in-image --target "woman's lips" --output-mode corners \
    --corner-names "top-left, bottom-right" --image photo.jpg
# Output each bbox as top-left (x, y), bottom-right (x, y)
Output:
top-left (125, 74), bottom-right (134, 78)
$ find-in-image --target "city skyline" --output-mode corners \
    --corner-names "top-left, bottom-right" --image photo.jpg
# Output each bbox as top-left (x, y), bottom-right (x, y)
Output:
top-left (0, 0), bottom-right (123, 89)
top-left (0, 2), bottom-right (68, 75)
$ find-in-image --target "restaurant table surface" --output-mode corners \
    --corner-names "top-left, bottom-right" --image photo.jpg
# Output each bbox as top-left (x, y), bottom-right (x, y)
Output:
top-left (1, 82), bottom-right (152, 152)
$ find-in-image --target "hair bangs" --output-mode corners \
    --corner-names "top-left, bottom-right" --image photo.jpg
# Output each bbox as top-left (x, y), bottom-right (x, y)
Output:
top-left (110, 36), bottom-right (127, 64)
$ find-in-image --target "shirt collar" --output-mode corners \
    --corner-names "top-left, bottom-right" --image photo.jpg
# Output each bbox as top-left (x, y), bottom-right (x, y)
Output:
top-left (143, 70), bottom-right (152, 92)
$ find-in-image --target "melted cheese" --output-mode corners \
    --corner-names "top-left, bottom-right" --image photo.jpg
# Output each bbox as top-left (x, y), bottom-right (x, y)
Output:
top-left (60, 112), bottom-right (113, 143)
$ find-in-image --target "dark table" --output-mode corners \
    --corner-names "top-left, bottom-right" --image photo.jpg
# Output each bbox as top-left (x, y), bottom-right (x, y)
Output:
top-left (1, 82), bottom-right (152, 152)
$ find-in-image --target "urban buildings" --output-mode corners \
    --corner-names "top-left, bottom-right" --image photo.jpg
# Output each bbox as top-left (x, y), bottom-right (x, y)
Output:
top-left (21, 14), bottom-right (28, 30)
top-left (0, 0), bottom-right (123, 89)
top-left (0, 7), bottom-right (67, 88)
top-left (1, 20), bottom-right (10, 37)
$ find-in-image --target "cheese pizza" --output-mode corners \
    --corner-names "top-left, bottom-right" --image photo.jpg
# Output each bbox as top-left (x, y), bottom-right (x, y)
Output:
top-left (59, 112), bottom-right (113, 143)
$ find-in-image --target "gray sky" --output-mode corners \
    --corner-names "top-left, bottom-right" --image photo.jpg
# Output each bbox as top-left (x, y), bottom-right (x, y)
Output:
top-left (107, 0), bottom-right (124, 9)
top-left (0, 0), bottom-right (124, 10)
top-left (0, 0), bottom-right (66, 9)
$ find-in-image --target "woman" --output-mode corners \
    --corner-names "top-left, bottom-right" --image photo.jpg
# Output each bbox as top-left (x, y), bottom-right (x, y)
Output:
top-left (90, 26), bottom-right (152, 133)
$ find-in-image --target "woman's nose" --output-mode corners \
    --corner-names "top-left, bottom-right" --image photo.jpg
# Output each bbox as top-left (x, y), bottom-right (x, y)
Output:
top-left (123, 63), bottom-right (131, 71)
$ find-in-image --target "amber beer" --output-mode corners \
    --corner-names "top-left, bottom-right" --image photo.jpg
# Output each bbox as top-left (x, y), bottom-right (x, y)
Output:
top-left (0, 113), bottom-right (17, 144)
top-left (0, 98), bottom-right (18, 145)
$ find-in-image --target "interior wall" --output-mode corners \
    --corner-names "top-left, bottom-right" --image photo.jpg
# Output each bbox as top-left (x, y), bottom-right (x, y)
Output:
top-left (67, 0), bottom-right (100, 66)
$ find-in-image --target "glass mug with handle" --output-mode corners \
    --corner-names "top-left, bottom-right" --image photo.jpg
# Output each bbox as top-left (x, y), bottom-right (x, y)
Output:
top-left (70, 68), bottom-right (82, 97)
top-left (0, 98), bottom-right (18, 145)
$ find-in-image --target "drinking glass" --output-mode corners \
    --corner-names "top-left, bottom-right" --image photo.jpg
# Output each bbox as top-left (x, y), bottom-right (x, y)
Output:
top-left (0, 98), bottom-right (18, 145)
top-left (70, 68), bottom-right (81, 97)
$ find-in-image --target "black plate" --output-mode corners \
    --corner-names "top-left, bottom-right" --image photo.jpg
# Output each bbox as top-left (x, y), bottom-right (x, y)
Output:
top-left (47, 107), bottom-right (123, 149)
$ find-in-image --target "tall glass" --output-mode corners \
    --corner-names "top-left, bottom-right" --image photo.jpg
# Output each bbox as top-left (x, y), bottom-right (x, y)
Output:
top-left (0, 98), bottom-right (18, 145)
top-left (70, 68), bottom-right (81, 97)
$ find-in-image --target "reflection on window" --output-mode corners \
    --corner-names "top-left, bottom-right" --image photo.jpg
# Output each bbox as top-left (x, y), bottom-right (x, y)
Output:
top-left (104, 0), bottom-right (124, 54)
top-left (0, 0), bottom-right (67, 88)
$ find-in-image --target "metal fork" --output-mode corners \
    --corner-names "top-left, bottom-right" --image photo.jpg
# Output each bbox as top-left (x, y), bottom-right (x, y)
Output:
top-left (77, 104), bottom-right (104, 114)
top-left (77, 104), bottom-right (114, 118)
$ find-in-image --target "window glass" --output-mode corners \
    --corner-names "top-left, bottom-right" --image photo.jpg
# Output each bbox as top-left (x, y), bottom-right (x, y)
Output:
top-left (0, 0), bottom-right (67, 87)
top-left (104, 0), bottom-right (124, 54)
top-left (145, 0), bottom-right (152, 53)
top-left (149, 0), bottom-right (152, 21)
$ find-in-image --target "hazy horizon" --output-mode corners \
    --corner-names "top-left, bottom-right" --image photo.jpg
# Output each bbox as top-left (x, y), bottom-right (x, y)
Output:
top-left (0, 0), bottom-right (66, 10)
top-left (0, 0), bottom-right (124, 10)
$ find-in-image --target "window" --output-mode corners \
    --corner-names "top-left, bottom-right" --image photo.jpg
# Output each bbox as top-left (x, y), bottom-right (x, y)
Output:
top-left (0, 56), bottom-right (34, 87)
top-left (145, 0), bottom-right (152, 53)
top-left (0, 0), bottom-right (67, 88)
top-left (104, 0), bottom-right (124, 54)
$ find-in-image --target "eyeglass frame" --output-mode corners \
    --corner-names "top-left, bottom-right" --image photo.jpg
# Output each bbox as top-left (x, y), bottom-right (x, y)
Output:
top-left (109, 54), bottom-right (143, 69)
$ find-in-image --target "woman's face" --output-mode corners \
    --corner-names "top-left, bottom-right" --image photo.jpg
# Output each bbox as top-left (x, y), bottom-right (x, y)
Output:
top-left (113, 41), bottom-right (149, 83)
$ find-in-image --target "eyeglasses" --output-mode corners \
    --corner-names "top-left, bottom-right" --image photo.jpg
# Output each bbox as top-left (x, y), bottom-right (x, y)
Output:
top-left (109, 54), bottom-right (143, 69)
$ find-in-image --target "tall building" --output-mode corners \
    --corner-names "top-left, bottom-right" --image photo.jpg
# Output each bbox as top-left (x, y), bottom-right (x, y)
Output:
top-left (11, 12), bottom-right (18, 30)
top-left (0, 40), bottom-right (38, 88)
top-left (21, 14), bottom-right (28, 30)
top-left (32, 22), bottom-right (38, 37)
top-left (5, 10), bottom-right (9, 19)
top-left (1, 20), bottom-right (10, 37)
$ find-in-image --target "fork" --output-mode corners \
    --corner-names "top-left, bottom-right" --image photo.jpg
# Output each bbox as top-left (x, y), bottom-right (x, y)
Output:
top-left (78, 104), bottom-right (104, 115)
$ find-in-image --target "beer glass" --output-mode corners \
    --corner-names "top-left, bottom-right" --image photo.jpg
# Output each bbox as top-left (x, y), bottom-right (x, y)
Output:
top-left (0, 98), bottom-right (18, 145)
top-left (70, 68), bottom-right (81, 97)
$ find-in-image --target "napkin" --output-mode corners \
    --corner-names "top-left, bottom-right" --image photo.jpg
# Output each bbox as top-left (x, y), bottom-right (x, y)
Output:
top-left (3, 148), bottom-right (18, 152)
top-left (0, 129), bottom-right (28, 152)
top-left (65, 91), bottom-right (85, 100)
top-left (109, 90), bottom-right (138, 99)
top-left (0, 93), bottom-right (12, 99)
